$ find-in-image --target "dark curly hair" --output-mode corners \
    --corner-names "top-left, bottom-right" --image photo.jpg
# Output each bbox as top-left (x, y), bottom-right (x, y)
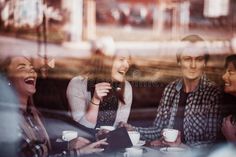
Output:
top-left (224, 54), bottom-right (236, 69)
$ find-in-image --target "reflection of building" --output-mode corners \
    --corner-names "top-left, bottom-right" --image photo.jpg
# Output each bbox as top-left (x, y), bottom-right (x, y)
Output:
top-left (83, 0), bottom-right (96, 40)
top-left (204, 0), bottom-right (230, 18)
top-left (62, 0), bottom-right (96, 41)
top-left (153, 0), bottom-right (190, 37)
top-left (98, 0), bottom-right (190, 37)
top-left (118, 0), bottom-right (155, 4)
top-left (62, 0), bottom-right (83, 42)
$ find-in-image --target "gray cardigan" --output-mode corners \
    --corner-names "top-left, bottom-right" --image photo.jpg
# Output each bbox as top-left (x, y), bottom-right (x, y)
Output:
top-left (66, 76), bottom-right (133, 129)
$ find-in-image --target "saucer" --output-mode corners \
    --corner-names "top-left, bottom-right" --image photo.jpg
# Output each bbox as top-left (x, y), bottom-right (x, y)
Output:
top-left (160, 147), bottom-right (186, 153)
top-left (133, 140), bottom-right (146, 147)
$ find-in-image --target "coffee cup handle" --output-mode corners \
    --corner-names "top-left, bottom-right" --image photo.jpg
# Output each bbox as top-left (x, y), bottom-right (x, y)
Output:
top-left (163, 132), bottom-right (166, 136)
top-left (62, 135), bottom-right (66, 141)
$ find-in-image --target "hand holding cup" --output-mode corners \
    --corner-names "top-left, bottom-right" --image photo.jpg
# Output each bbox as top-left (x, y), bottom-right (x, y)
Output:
top-left (162, 129), bottom-right (182, 147)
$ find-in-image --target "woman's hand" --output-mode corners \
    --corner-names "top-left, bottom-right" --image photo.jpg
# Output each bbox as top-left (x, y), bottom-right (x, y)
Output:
top-left (96, 129), bottom-right (110, 140)
top-left (92, 82), bottom-right (111, 104)
top-left (86, 82), bottom-right (111, 123)
top-left (222, 115), bottom-right (236, 142)
top-left (78, 138), bottom-right (108, 155)
top-left (118, 121), bottom-right (135, 131)
top-left (68, 137), bottom-right (90, 150)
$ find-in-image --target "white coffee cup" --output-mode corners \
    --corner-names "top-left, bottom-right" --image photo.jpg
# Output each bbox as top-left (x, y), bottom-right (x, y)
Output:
top-left (124, 147), bottom-right (143, 157)
top-left (128, 131), bottom-right (140, 146)
top-left (100, 126), bottom-right (115, 131)
top-left (62, 130), bottom-right (78, 141)
top-left (162, 128), bottom-right (179, 142)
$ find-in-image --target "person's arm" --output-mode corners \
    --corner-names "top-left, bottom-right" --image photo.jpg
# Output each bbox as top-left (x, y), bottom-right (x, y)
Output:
top-left (134, 86), bottom-right (169, 141)
top-left (114, 81), bottom-right (133, 126)
top-left (221, 115), bottom-right (236, 142)
top-left (76, 138), bottom-right (108, 156)
top-left (151, 131), bottom-right (189, 148)
top-left (118, 84), bottom-right (172, 142)
top-left (67, 77), bottom-right (111, 128)
top-left (192, 89), bottom-right (222, 148)
top-left (20, 137), bottom-right (49, 157)
top-left (68, 137), bottom-right (107, 156)
top-left (134, 107), bottom-right (165, 141)
top-left (206, 90), bottom-right (222, 143)
top-left (66, 77), bottom-right (96, 128)
top-left (51, 137), bottom-right (107, 156)
top-left (84, 82), bottom-right (111, 125)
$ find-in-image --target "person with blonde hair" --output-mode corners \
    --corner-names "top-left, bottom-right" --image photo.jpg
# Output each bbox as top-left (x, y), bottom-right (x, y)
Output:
top-left (120, 35), bottom-right (222, 148)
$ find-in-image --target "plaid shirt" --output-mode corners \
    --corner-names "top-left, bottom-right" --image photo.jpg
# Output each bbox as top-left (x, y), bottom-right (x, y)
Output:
top-left (135, 75), bottom-right (222, 147)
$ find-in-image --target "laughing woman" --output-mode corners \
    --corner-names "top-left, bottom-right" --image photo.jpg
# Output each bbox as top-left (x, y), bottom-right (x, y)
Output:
top-left (66, 51), bottom-right (132, 130)
top-left (0, 56), bottom-right (107, 157)
top-left (221, 54), bottom-right (236, 143)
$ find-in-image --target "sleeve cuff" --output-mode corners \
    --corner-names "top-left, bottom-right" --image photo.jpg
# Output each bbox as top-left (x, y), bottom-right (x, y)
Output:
top-left (79, 116), bottom-right (96, 128)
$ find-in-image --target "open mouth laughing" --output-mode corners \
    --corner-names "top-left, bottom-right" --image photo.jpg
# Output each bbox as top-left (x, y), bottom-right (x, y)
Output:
top-left (24, 77), bottom-right (36, 86)
top-left (118, 69), bottom-right (127, 75)
top-left (224, 83), bottom-right (230, 87)
top-left (118, 71), bottom-right (125, 75)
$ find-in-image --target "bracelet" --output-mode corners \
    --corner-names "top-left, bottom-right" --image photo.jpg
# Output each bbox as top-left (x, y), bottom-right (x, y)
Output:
top-left (90, 100), bottom-right (99, 106)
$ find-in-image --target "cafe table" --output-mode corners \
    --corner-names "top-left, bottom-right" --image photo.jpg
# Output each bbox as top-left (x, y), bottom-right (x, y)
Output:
top-left (82, 145), bottom-right (198, 157)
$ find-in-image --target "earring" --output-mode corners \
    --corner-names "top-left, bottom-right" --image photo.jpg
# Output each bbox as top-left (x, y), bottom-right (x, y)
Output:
top-left (8, 82), bottom-right (11, 86)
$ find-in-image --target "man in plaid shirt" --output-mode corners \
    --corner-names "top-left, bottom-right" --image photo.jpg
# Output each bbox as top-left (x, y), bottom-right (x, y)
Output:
top-left (120, 35), bottom-right (222, 148)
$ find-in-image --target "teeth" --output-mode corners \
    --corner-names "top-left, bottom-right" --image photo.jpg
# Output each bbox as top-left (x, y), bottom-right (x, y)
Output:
top-left (25, 78), bottom-right (34, 81)
top-left (118, 71), bottom-right (125, 75)
top-left (225, 83), bottom-right (230, 86)
top-left (24, 77), bottom-right (35, 84)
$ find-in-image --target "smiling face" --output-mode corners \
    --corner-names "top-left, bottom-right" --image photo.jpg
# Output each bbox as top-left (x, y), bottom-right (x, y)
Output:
top-left (7, 56), bottom-right (37, 97)
top-left (111, 55), bottom-right (130, 82)
top-left (222, 62), bottom-right (236, 96)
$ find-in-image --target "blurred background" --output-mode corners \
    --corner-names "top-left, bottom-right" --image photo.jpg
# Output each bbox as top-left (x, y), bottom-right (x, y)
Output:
top-left (0, 0), bottom-right (236, 124)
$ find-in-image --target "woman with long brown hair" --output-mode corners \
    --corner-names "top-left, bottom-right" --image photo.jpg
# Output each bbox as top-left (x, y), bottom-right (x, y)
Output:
top-left (0, 56), bottom-right (107, 157)
top-left (66, 51), bottom-right (133, 130)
